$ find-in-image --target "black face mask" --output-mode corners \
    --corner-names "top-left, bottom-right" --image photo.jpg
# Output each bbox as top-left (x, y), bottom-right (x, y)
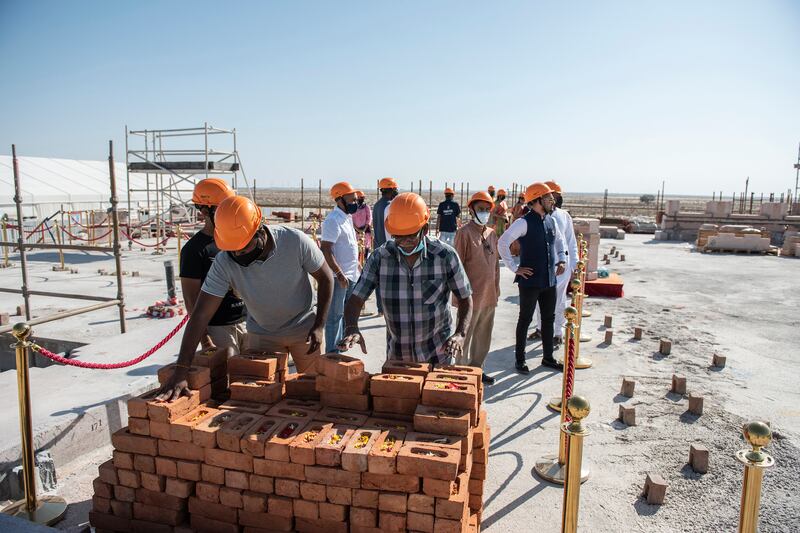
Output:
top-left (357, 198), bottom-right (364, 206)
top-left (554, 196), bottom-right (564, 208)
top-left (344, 202), bottom-right (358, 215)
top-left (230, 230), bottom-right (266, 267)
top-left (445, 195), bottom-right (453, 201)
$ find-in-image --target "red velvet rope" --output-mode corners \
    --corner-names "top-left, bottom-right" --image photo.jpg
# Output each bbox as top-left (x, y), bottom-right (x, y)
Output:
top-left (29, 314), bottom-right (189, 369)
top-left (120, 229), bottom-right (171, 247)
top-left (59, 225), bottom-right (112, 242)
top-left (564, 331), bottom-right (576, 421)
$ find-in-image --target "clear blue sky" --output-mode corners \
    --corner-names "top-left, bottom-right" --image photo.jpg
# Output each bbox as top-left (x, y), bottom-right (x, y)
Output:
top-left (1, 1), bottom-right (798, 195)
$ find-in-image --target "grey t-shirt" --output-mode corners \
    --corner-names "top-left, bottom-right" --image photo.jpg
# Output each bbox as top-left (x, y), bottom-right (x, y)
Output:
top-left (202, 225), bottom-right (325, 338)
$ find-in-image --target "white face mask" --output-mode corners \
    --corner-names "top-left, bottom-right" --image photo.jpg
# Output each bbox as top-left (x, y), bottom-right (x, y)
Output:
top-left (474, 211), bottom-right (490, 225)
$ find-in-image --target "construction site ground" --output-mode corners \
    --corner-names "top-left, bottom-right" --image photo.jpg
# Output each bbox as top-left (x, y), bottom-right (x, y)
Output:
top-left (0, 233), bottom-right (798, 532)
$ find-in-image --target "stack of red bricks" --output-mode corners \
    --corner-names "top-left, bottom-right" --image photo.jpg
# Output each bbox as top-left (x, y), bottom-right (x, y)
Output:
top-left (89, 351), bottom-right (490, 533)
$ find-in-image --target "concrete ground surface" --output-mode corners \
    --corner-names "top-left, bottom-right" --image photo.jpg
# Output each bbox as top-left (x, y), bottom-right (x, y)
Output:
top-left (1, 234), bottom-right (798, 532)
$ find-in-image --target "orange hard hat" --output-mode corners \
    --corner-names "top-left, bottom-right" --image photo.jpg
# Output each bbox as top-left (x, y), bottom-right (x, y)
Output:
top-left (192, 178), bottom-right (234, 206)
top-left (444, 187), bottom-right (455, 195)
top-left (468, 191), bottom-right (494, 210)
top-left (544, 180), bottom-right (562, 194)
top-left (524, 182), bottom-right (553, 203)
top-left (379, 177), bottom-right (399, 189)
top-left (487, 185), bottom-right (496, 192)
top-left (214, 196), bottom-right (263, 251)
top-left (356, 190), bottom-right (365, 199)
top-left (385, 192), bottom-right (430, 236)
top-left (330, 181), bottom-right (358, 200)
top-left (497, 188), bottom-right (507, 196)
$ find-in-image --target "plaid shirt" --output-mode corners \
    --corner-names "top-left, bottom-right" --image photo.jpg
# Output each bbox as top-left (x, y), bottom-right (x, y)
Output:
top-left (352, 236), bottom-right (472, 362)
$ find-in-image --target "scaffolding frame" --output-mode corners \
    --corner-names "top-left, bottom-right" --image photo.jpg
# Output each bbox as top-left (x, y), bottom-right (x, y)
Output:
top-left (125, 123), bottom-right (249, 252)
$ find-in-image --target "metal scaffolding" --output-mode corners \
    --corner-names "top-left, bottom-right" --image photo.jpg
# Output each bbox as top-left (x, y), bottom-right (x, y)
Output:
top-left (125, 124), bottom-right (248, 252)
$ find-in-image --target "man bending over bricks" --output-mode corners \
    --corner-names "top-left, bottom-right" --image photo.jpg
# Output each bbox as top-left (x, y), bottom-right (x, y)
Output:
top-left (157, 195), bottom-right (334, 401)
top-left (337, 192), bottom-right (473, 364)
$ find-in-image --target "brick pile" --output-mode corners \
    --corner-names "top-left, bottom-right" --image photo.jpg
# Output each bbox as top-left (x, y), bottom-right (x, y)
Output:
top-left (89, 352), bottom-right (491, 533)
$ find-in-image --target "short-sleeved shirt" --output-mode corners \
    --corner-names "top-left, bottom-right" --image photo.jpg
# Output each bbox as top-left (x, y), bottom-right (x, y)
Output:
top-left (179, 231), bottom-right (245, 326)
top-left (437, 200), bottom-right (461, 233)
top-left (202, 225), bottom-right (325, 338)
top-left (352, 236), bottom-right (472, 362)
top-left (321, 207), bottom-right (360, 282)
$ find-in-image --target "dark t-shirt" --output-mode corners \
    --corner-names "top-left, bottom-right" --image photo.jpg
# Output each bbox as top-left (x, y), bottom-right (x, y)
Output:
top-left (437, 200), bottom-right (461, 233)
top-left (179, 231), bottom-right (246, 326)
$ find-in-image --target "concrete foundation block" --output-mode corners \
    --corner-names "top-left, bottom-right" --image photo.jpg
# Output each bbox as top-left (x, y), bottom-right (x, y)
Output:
top-left (712, 354), bottom-right (726, 368)
top-left (614, 250), bottom-right (620, 258)
top-left (602, 254), bottom-right (608, 261)
top-left (618, 405), bottom-right (636, 426)
top-left (671, 374), bottom-right (686, 395)
top-left (620, 254), bottom-right (625, 261)
top-left (604, 258), bottom-right (611, 265)
top-left (604, 315), bottom-right (613, 328)
top-left (688, 394), bottom-right (704, 415)
top-left (689, 444), bottom-right (709, 474)
top-left (620, 378), bottom-right (635, 398)
top-left (604, 330), bottom-right (613, 344)
top-left (643, 473), bottom-right (667, 505)
top-left (659, 339), bottom-right (672, 355)
top-left (15, 305), bottom-right (25, 316)
top-left (610, 246), bottom-right (616, 254)
top-left (633, 327), bottom-right (643, 340)
top-left (132, 271), bottom-right (140, 277)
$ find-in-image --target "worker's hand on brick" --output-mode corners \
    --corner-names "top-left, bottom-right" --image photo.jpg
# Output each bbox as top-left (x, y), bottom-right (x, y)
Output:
top-left (443, 332), bottom-right (465, 359)
top-left (338, 330), bottom-right (367, 354)
top-left (516, 266), bottom-right (534, 279)
top-left (556, 262), bottom-right (566, 276)
top-left (154, 366), bottom-right (191, 402)
top-left (306, 325), bottom-right (324, 354)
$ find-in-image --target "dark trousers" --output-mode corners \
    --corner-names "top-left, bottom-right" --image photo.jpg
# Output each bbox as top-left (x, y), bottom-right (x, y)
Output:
top-left (515, 285), bottom-right (557, 363)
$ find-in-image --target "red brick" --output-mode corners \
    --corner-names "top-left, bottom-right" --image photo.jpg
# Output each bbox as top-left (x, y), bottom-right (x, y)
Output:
top-left (326, 485), bottom-right (351, 505)
top-left (284, 372), bottom-right (320, 400)
top-left (249, 474), bottom-right (274, 494)
top-left (133, 501), bottom-right (187, 525)
top-left (414, 405), bottom-right (471, 436)
top-left (290, 422), bottom-right (333, 465)
top-left (408, 510), bottom-right (435, 532)
top-left (361, 472), bottom-right (419, 493)
top-left (158, 363), bottom-right (211, 389)
top-left (364, 417), bottom-right (415, 432)
top-left (689, 444), bottom-right (709, 474)
top-left (230, 377), bottom-right (284, 404)
top-left (110, 498), bottom-right (133, 518)
top-left (241, 416), bottom-right (285, 457)
top-left (219, 399), bottom-right (271, 414)
top-left (300, 482), bottom-right (326, 502)
top-left (379, 510), bottom-right (406, 532)
top-left (158, 439), bottom-right (205, 461)
top-left (220, 486), bottom-right (244, 508)
top-left (192, 347), bottom-right (229, 378)
top-left (379, 492), bottom-right (407, 513)
top-left (140, 472), bottom-right (165, 492)
top-left (205, 447), bottom-right (253, 472)
top-left (128, 417), bottom-right (150, 436)
top-left (254, 458), bottom-right (306, 481)
top-left (643, 473), bottom-right (667, 504)
top-left (224, 469), bottom-right (249, 490)
top-left (470, 462), bottom-right (486, 480)
top-left (191, 515), bottom-right (239, 533)
top-left (473, 409), bottom-right (489, 449)
top-left (154, 457), bottom-right (177, 478)
top-left (314, 426), bottom-right (355, 467)
top-left (130, 519), bottom-right (173, 533)
top-left (202, 463), bottom-right (225, 484)
top-left (295, 517), bottom-right (348, 533)
top-left (171, 405), bottom-right (220, 442)
top-left (216, 412), bottom-right (263, 452)
top-left (135, 488), bottom-right (188, 511)
top-left (341, 428), bottom-right (380, 472)
top-left (688, 393), bottom-right (704, 415)
top-left (367, 430), bottom-right (405, 474)
top-left (435, 473), bottom-right (468, 519)
top-left (660, 338), bottom-right (672, 355)
top-left (127, 389), bottom-right (159, 418)
top-left (351, 506), bottom-right (378, 527)
top-left (112, 428), bottom-right (158, 456)
top-left (398, 443), bottom-right (460, 481)
top-left (263, 419), bottom-right (310, 461)
top-left (192, 410), bottom-right (240, 448)
top-left (196, 481), bottom-right (220, 503)
top-left (176, 460), bottom-right (201, 481)
top-left (113, 451), bottom-right (134, 470)
top-left (319, 391), bottom-right (370, 411)
top-left (98, 460), bottom-right (118, 485)
top-left (352, 489), bottom-right (379, 509)
top-left (114, 484), bottom-right (136, 502)
top-left (188, 496), bottom-right (238, 522)
top-left (268, 495), bottom-right (294, 518)
top-left (272, 397), bottom-right (323, 412)
top-left (93, 478), bottom-right (113, 499)
top-left (423, 476), bottom-right (458, 499)
top-left (371, 373), bottom-right (424, 399)
top-left (147, 390), bottom-right (200, 423)
top-left (373, 396), bottom-right (419, 415)
top-left (238, 510), bottom-right (294, 530)
top-left (468, 493), bottom-right (482, 512)
top-left (316, 354), bottom-right (365, 381)
top-left (305, 465), bottom-right (361, 488)
top-left (241, 491), bottom-right (268, 512)
top-left (405, 431), bottom-right (464, 455)
top-left (315, 373), bottom-right (369, 394)
top-left (467, 477), bottom-right (483, 496)
top-left (408, 492), bottom-right (435, 514)
top-left (228, 353), bottom-right (279, 378)
top-left (672, 374), bottom-right (687, 394)
top-left (433, 364), bottom-right (483, 383)
top-left (422, 380), bottom-right (477, 413)
top-left (293, 498), bottom-right (319, 519)
top-left (318, 501), bottom-right (347, 522)
top-left (313, 407), bottom-right (369, 426)
top-left (149, 420), bottom-right (172, 440)
top-left (89, 511), bottom-right (131, 532)
top-left (118, 469), bottom-right (141, 489)
top-left (275, 478), bottom-right (301, 498)
top-left (382, 360), bottom-right (430, 378)
top-left (165, 477), bottom-right (194, 498)
top-left (93, 495), bottom-right (111, 514)
top-left (128, 454), bottom-right (152, 476)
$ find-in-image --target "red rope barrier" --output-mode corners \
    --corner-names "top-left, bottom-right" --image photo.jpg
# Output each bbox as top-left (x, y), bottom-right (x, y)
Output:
top-left (121, 229), bottom-right (171, 248)
top-left (59, 225), bottom-right (112, 242)
top-left (30, 314), bottom-right (189, 369)
top-left (564, 332), bottom-right (576, 420)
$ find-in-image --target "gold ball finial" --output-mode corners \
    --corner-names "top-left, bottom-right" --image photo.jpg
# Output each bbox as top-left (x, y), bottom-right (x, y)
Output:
top-left (564, 306), bottom-right (578, 321)
top-left (11, 322), bottom-right (31, 341)
top-left (570, 278), bottom-right (581, 291)
top-left (743, 421), bottom-right (772, 463)
top-left (576, 260), bottom-right (585, 271)
top-left (567, 395), bottom-right (590, 421)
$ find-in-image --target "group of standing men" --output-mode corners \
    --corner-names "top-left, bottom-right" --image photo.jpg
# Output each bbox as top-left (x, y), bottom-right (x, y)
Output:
top-left (158, 175), bottom-right (577, 400)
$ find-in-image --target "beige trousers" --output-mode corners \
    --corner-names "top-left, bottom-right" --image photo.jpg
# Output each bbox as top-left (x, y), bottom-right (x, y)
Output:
top-left (457, 306), bottom-right (496, 368)
top-left (243, 331), bottom-right (320, 374)
top-left (207, 322), bottom-right (247, 354)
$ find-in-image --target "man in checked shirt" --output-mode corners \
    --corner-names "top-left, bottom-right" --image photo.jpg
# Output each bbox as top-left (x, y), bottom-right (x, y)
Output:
top-left (338, 192), bottom-right (473, 363)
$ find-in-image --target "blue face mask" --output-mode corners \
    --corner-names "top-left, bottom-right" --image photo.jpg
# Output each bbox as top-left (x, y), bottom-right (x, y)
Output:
top-left (397, 234), bottom-right (426, 256)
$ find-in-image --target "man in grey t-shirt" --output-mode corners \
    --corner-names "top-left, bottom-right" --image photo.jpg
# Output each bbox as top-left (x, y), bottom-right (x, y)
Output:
top-left (157, 196), bottom-right (334, 401)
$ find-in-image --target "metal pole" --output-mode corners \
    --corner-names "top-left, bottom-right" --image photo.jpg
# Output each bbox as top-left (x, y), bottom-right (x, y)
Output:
top-left (428, 180), bottom-right (432, 207)
top-left (602, 189), bottom-right (608, 219)
top-left (54, 222), bottom-right (64, 270)
top-left (108, 141), bottom-right (127, 334)
top-left (419, 179), bottom-right (422, 197)
top-left (12, 146), bottom-right (31, 320)
top-left (176, 226), bottom-right (182, 271)
top-left (561, 396), bottom-right (590, 533)
top-left (736, 422), bottom-right (774, 533)
top-left (204, 121), bottom-right (209, 180)
top-left (2, 221), bottom-right (9, 267)
top-left (301, 178), bottom-right (305, 232)
top-left (125, 125), bottom-right (132, 249)
top-left (318, 179), bottom-right (322, 219)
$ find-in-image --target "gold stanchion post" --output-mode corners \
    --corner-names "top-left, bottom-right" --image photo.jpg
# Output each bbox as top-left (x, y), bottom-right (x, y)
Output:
top-left (551, 278), bottom-right (581, 404)
top-left (561, 395), bottom-right (591, 533)
top-left (1, 323), bottom-right (67, 525)
top-left (573, 261), bottom-right (593, 368)
top-left (736, 421), bottom-right (774, 533)
top-left (578, 234), bottom-right (592, 318)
